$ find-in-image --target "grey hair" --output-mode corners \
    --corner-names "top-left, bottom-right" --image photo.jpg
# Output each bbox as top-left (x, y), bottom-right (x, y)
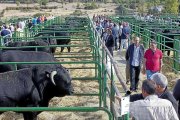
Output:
top-left (150, 73), bottom-right (168, 88)
top-left (142, 80), bottom-right (156, 95)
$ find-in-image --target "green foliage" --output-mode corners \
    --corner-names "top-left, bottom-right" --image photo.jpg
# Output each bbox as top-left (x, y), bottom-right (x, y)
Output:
top-left (33, 12), bottom-right (50, 17)
top-left (76, 2), bottom-right (80, 9)
top-left (163, 0), bottom-right (179, 14)
top-left (16, 0), bottom-right (20, 6)
top-left (71, 10), bottom-right (83, 16)
top-left (42, 0), bottom-right (49, 6)
top-left (137, 0), bottom-right (147, 15)
top-left (84, 2), bottom-right (98, 10)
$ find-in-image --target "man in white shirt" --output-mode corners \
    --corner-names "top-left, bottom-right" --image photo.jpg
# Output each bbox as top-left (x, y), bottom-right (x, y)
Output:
top-left (130, 80), bottom-right (179, 120)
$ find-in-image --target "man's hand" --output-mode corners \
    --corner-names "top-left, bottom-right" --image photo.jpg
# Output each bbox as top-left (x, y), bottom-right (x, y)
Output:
top-left (115, 95), bottom-right (122, 102)
top-left (141, 67), bottom-right (146, 75)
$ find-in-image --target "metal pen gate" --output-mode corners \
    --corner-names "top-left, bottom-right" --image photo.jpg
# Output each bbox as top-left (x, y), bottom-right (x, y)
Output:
top-left (109, 15), bottom-right (180, 73)
top-left (0, 16), bottom-right (130, 120)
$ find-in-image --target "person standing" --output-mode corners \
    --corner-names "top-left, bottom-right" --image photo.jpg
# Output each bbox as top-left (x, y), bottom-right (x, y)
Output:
top-left (173, 79), bottom-right (180, 118)
top-left (112, 23), bottom-right (119, 50)
top-left (118, 22), bottom-right (123, 50)
top-left (0, 25), bottom-right (11, 45)
top-left (120, 22), bottom-right (130, 53)
top-left (105, 29), bottom-right (114, 56)
top-left (130, 80), bottom-right (179, 120)
top-left (101, 28), bottom-right (108, 42)
top-left (125, 37), bottom-right (144, 91)
top-left (125, 73), bottom-right (178, 115)
top-left (142, 40), bottom-right (163, 79)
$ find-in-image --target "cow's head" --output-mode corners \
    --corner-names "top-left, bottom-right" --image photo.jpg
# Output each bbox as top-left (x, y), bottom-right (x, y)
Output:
top-left (48, 66), bottom-right (73, 96)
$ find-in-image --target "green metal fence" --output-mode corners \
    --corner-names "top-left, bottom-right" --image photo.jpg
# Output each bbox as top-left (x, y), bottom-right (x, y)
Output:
top-left (110, 15), bottom-right (180, 73)
top-left (0, 16), bottom-right (131, 120)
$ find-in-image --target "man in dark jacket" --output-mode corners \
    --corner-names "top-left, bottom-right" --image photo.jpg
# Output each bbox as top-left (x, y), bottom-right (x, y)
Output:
top-left (173, 79), bottom-right (180, 118)
top-left (125, 37), bottom-right (144, 91)
top-left (130, 73), bottom-right (178, 114)
top-left (105, 28), bottom-right (114, 56)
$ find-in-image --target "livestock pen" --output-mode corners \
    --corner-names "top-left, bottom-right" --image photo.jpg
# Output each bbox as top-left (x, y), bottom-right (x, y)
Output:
top-left (0, 16), bottom-right (130, 120)
top-left (110, 15), bottom-right (180, 73)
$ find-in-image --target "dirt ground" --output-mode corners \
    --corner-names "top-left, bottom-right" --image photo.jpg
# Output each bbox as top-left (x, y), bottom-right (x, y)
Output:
top-left (0, 3), bottom-right (117, 118)
top-left (1, 2), bottom-right (119, 19)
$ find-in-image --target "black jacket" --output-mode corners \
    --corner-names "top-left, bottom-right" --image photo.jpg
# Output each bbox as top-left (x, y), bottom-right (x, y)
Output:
top-left (125, 43), bottom-right (144, 66)
top-left (105, 34), bottom-right (114, 47)
top-left (173, 79), bottom-right (180, 117)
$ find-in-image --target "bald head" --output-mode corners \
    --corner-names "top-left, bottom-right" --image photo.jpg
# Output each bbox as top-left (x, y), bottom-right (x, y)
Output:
top-left (134, 36), bottom-right (140, 45)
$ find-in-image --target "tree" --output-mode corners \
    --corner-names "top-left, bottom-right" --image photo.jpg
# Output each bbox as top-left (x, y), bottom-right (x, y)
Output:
top-left (137, 0), bottom-right (147, 15)
top-left (26, 0), bottom-right (31, 8)
top-left (16, 0), bottom-right (20, 6)
top-left (42, 0), bottom-right (49, 6)
top-left (37, 0), bottom-right (49, 6)
top-left (164, 0), bottom-right (179, 14)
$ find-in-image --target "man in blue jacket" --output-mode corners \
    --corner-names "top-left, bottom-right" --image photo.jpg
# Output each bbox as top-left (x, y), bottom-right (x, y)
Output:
top-left (125, 37), bottom-right (144, 91)
top-left (120, 22), bottom-right (131, 53)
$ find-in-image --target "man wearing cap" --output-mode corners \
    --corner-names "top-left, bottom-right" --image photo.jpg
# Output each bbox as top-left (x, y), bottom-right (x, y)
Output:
top-left (128, 73), bottom-right (178, 114)
top-left (142, 40), bottom-right (163, 79)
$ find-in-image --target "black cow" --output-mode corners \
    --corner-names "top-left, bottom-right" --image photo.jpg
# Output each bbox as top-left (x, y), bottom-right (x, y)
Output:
top-left (161, 30), bottom-right (174, 56)
top-left (6, 38), bottom-right (56, 53)
top-left (173, 79), bottom-right (180, 118)
top-left (34, 27), bottom-right (71, 52)
top-left (0, 67), bottom-right (72, 120)
top-left (0, 51), bottom-right (73, 120)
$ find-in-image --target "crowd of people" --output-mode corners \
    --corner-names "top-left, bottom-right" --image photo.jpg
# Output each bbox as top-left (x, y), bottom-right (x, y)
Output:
top-left (0, 15), bottom-right (54, 45)
top-left (93, 14), bottom-right (131, 57)
top-left (93, 14), bottom-right (180, 119)
top-left (93, 14), bottom-right (164, 91)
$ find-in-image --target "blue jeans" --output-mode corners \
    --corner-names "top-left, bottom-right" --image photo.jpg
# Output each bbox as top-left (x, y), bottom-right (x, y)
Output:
top-left (146, 70), bottom-right (158, 80)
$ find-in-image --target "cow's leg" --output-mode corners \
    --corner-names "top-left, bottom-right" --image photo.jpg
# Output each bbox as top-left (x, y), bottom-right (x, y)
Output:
top-left (61, 47), bottom-right (65, 52)
top-left (167, 50), bottom-right (170, 56)
top-left (23, 112), bottom-right (37, 120)
top-left (67, 46), bottom-right (71, 52)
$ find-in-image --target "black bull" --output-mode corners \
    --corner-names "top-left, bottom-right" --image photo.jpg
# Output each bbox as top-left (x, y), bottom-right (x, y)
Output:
top-left (0, 50), bottom-right (73, 120)
top-left (34, 28), bottom-right (71, 52)
top-left (6, 39), bottom-right (57, 53)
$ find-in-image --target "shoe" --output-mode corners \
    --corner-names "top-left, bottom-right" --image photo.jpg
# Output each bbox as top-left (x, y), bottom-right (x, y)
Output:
top-left (130, 88), bottom-right (135, 92)
top-left (134, 89), bottom-right (138, 92)
top-left (126, 81), bottom-right (130, 84)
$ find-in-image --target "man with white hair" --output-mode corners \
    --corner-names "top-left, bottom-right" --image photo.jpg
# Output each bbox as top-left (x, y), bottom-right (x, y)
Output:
top-left (151, 73), bottom-right (178, 113)
top-left (116, 80), bottom-right (179, 120)
top-left (128, 73), bottom-right (178, 114)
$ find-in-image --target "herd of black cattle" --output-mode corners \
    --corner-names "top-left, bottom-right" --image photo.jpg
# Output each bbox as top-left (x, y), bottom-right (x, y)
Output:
top-left (0, 17), bottom-right (87, 120)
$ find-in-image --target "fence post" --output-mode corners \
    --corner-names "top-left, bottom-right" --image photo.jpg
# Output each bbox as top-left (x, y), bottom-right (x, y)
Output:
top-left (173, 39), bottom-right (180, 72)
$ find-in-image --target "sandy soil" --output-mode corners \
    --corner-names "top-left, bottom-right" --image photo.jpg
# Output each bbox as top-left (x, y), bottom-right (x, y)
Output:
top-left (0, 2), bottom-right (119, 18)
top-left (0, 3), bottom-right (116, 117)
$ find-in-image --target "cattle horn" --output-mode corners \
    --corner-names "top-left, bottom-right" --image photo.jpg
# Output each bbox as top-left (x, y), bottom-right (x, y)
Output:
top-left (50, 71), bottom-right (57, 85)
